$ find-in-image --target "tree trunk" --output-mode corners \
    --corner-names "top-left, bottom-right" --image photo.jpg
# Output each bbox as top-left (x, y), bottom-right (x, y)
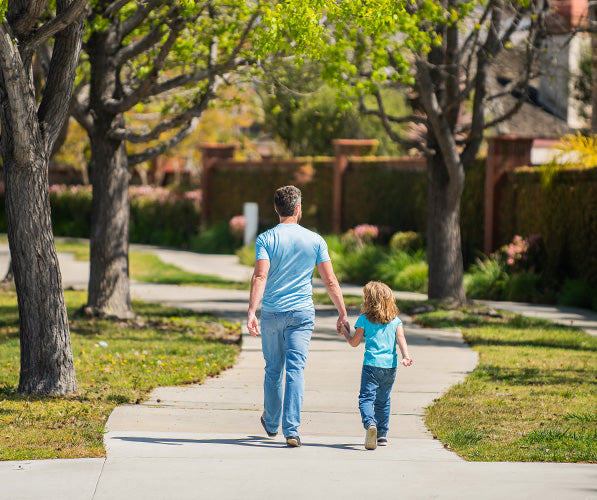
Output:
top-left (426, 153), bottom-right (466, 304)
top-left (3, 150), bottom-right (77, 394)
top-left (86, 124), bottom-right (133, 319)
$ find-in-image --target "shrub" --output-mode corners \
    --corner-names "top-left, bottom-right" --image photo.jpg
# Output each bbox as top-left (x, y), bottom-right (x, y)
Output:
top-left (190, 224), bottom-right (238, 254)
top-left (503, 272), bottom-right (542, 302)
top-left (390, 260), bottom-right (428, 292)
top-left (229, 215), bottom-right (246, 241)
top-left (558, 279), bottom-right (596, 310)
top-left (129, 187), bottom-right (202, 248)
top-left (464, 258), bottom-right (506, 299)
top-left (496, 234), bottom-right (543, 273)
top-left (377, 248), bottom-right (417, 279)
top-left (353, 224), bottom-right (380, 244)
top-left (49, 185), bottom-right (92, 237)
top-left (236, 245), bottom-right (255, 266)
top-left (334, 244), bottom-right (385, 284)
top-left (389, 231), bottom-right (423, 253)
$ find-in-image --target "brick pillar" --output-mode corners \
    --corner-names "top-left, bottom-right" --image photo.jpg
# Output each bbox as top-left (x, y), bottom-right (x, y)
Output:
top-left (484, 136), bottom-right (533, 254)
top-left (332, 139), bottom-right (378, 232)
top-left (200, 143), bottom-right (235, 228)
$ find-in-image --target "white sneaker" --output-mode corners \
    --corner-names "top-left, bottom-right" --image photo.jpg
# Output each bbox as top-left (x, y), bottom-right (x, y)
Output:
top-left (365, 424), bottom-right (377, 450)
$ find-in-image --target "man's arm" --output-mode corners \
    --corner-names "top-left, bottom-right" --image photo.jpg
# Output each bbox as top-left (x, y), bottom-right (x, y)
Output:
top-left (316, 260), bottom-right (349, 335)
top-left (247, 259), bottom-right (270, 337)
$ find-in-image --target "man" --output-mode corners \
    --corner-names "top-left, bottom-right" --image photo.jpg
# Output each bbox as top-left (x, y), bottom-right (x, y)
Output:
top-left (247, 185), bottom-right (349, 447)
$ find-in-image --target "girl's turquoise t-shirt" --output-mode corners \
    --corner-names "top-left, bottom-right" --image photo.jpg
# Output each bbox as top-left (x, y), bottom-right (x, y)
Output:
top-left (355, 314), bottom-right (402, 368)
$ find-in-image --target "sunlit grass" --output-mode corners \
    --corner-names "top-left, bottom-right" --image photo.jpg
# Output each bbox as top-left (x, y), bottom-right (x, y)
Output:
top-left (52, 239), bottom-right (249, 290)
top-left (420, 305), bottom-right (597, 462)
top-left (0, 289), bottom-right (240, 460)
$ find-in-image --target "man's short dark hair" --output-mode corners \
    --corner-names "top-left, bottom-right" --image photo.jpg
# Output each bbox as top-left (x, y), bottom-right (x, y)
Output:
top-left (274, 186), bottom-right (301, 217)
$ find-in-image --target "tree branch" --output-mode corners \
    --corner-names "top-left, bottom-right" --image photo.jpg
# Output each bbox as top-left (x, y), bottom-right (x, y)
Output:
top-left (20, 0), bottom-right (88, 54)
top-left (113, 24), bottom-right (166, 68)
top-left (9, 0), bottom-right (46, 37)
top-left (127, 118), bottom-right (199, 166)
top-left (0, 23), bottom-right (39, 164)
top-left (104, 0), bottom-right (131, 18)
top-left (110, 88), bottom-right (213, 143)
top-left (70, 92), bottom-right (93, 134)
top-left (415, 57), bottom-right (464, 200)
top-left (104, 17), bottom-right (185, 114)
top-left (37, 0), bottom-right (86, 157)
top-left (115, 0), bottom-right (167, 43)
top-left (358, 92), bottom-right (433, 155)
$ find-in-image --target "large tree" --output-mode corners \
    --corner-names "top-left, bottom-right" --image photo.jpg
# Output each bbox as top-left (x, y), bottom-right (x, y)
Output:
top-left (71, 0), bottom-right (261, 318)
top-left (0, 0), bottom-right (87, 394)
top-left (261, 0), bottom-right (549, 303)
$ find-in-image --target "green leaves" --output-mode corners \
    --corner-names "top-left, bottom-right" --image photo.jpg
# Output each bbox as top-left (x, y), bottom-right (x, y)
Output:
top-left (0, 0), bottom-right (7, 23)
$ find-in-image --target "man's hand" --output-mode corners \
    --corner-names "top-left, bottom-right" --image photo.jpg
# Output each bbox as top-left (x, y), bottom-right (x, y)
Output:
top-left (247, 312), bottom-right (260, 337)
top-left (336, 315), bottom-right (350, 336)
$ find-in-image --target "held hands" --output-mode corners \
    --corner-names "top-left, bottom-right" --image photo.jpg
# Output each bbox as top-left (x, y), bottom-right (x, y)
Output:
top-left (336, 316), bottom-right (350, 336)
top-left (400, 357), bottom-right (413, 367)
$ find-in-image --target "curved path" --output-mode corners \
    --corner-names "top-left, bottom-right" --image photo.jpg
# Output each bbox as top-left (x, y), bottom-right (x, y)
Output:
top-left (0, 243), bottom-right (595, 499)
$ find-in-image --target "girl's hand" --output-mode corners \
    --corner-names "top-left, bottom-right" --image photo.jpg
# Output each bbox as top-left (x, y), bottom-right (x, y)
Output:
top-left (400, 357), bottom-right (413, 367)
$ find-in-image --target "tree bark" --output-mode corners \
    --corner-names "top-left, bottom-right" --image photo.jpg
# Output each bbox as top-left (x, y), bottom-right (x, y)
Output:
top-left (426, 152), bottom-right (466, 304)
top-left (83, 29), bottom-right (134, 319)
top-left (0, 9), bottom-right (81, 395)
top-left (4, 151), bottom-right (77, 394)
top-left (86, 125), bottom-right (133, 318)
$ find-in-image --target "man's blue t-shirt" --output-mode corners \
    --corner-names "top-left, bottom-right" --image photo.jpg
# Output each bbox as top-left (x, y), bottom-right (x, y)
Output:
top-left (255, 223), bottom-right (330, 312)
top-left (355, 314), bottom-right (403, 368)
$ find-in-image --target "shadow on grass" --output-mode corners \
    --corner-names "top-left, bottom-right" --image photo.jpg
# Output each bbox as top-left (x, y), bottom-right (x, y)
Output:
top-left (471, 365), bottom-right (594, 386)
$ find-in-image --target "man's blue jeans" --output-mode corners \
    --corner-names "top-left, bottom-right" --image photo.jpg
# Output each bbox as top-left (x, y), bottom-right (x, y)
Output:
top-left (359, 364), bottom-right (397, 437)
top-left (260, 309), bottom-right (315, 438)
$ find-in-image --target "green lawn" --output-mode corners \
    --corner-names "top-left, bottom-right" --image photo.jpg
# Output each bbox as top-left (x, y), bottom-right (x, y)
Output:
top-left (419, 305), bottom-right (597, 462)
top-left (50, 239), bottom-right (249, 289)
top-left (0, 289), bottom-right (240, 460)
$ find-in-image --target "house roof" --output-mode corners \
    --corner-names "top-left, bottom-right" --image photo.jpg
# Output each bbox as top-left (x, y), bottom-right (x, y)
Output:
top-left (486, 49), bottom-right (573, 139)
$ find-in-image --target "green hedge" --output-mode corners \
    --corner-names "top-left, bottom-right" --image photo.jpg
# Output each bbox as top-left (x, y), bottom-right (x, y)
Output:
top-left (0, 157), bottom-right (487, 262)
top-left (208, 159), bottom-right (333, 231)
top-left (496, 167), bottom-right (597, 287)
top-left (152, 155), bottom-right (486, 262)
top-left (342, 159), bottom-right (427, 233)
top-left (0, 185), bottom-right (203, 250)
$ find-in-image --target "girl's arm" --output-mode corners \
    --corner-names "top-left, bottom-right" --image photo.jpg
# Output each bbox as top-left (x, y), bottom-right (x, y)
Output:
top-left (396, 324), bottom-right (413, 366)
top-left (343, 325), bottom-right (364, 347)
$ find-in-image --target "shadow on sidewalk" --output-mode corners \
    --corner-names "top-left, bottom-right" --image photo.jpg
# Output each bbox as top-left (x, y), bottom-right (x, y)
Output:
top-left (112, 435), bottom-right (362, 451)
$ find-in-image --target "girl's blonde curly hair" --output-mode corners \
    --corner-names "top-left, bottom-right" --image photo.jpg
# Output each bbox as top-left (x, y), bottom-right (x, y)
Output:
top-left (361, 281), bottom-right (398, 325)
top-left (361, 281), bottom-right (399, 324)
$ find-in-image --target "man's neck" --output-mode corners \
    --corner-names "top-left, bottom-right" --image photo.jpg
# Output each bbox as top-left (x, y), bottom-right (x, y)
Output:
top-left (279, 216), bottom-right (299, 224)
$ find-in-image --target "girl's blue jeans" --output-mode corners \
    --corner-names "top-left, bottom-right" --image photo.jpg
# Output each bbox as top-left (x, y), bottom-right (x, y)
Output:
top-left (260, 309), bottom-right (314, 438)
top-left (359, 364), bottom-right (397, 437)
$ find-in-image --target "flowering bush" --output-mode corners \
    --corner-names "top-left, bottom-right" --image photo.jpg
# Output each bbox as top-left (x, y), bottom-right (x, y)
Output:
top-left (353, 224), bottom-right (379, 242)
top-left (229, 215), bottom-right (246, 240)
top-left (498, 234), bottom-right (542, 272)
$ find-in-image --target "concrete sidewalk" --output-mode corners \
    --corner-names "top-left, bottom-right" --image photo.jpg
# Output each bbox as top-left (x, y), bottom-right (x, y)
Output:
top-left (0, 244), bottom-right (595, 499)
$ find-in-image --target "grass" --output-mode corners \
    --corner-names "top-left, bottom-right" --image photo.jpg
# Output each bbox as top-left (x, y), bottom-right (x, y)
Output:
top-left (312, 292), bottom-right (363, 308)
top-left (0, 288), bottom-right (240, 461)
top-left (129, 252), bottom-right (249, 289)
top-left (52, 239), bottom-right (249, 290)
top-left (419, 305), bottom-right (597, 462)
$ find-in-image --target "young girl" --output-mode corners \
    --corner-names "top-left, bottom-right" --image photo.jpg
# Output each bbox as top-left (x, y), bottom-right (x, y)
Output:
top-left (342, 281), bottom-right (413, 450)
